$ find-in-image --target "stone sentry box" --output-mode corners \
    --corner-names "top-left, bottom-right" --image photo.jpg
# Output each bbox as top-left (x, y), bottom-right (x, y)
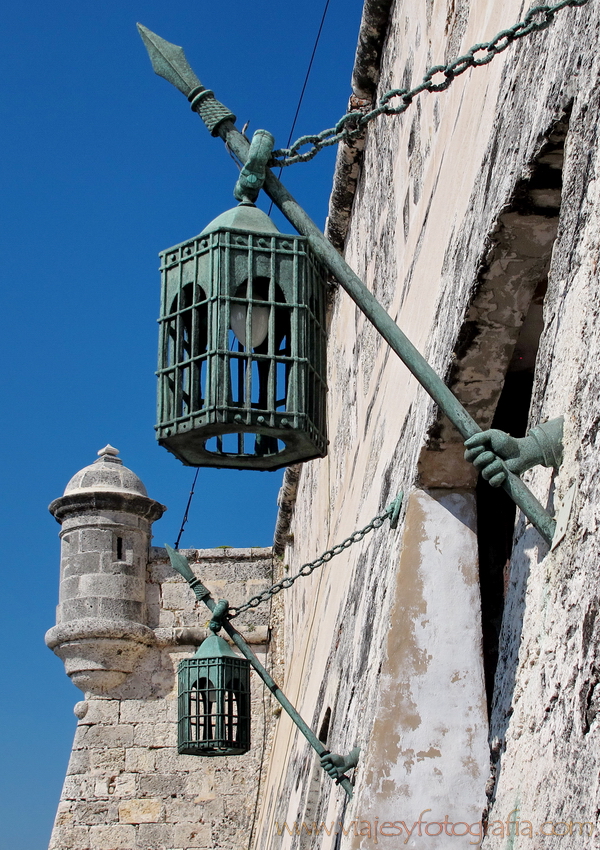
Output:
top-left (45, 448), bottom-right (275, 850)
top-left (45, 445), bottom-right (165, 693)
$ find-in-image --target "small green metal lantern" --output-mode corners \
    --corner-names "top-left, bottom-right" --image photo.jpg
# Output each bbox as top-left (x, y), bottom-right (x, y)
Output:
top-left (156, 201), bottom-right (328, 470)
top-left (178, 633), bottom-right (251, 756)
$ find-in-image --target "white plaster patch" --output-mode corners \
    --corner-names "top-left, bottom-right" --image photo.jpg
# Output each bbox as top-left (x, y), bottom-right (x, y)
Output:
top-left (346, 490), bottom-right (488, 849)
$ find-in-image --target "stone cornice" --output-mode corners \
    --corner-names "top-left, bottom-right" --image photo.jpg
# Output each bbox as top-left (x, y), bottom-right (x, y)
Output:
top-left (49, 491), bottom-right (166, 523)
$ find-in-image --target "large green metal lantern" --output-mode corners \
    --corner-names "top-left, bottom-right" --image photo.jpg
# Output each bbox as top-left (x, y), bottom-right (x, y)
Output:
top-left (178, 633), bottom-right (251, 756)
top-left (156, 202), bottom-right (328, 470)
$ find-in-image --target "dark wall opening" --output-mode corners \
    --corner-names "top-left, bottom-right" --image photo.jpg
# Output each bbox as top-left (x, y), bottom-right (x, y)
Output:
top-left (477, 116), bottom-right (566, 708)
top-left (477, 290), bottom-right (543, 703)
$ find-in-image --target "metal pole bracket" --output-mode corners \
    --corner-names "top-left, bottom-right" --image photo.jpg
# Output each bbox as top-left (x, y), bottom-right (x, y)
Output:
top-left (233, 129), bottom-right (275, 204)
top-left (388, 492), bottom-right (403, 529)
top-left (164, 544), bottom-right (355, 797)
top-left (209, 598), bottom-right (230, 633)
top-left (464, 416), bottom-right (564, 489)
top-left (320, 746), bottom-right (360, 784)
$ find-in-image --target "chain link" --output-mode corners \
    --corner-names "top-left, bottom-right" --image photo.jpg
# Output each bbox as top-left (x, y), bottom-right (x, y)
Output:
top-left (227, 502), bottom-right (396, 618)
top-left (270, 0), bottom-right (589, 167)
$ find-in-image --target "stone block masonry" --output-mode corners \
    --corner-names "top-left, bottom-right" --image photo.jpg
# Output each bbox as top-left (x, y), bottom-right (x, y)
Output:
top-left (48, 546), bottom-right (275, 850)
top-left (46, 447), bottom-right (278, 850)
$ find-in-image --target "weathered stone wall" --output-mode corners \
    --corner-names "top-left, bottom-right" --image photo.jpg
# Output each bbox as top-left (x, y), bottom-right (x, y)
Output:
top-left (49, 547), bottom-right (275, 850)
top-left (252, 0), bottom-right (600, 847)
top-left (480, 10), bottom-right (600, 844)
top-left (47, 1), bottom-right (600, 845)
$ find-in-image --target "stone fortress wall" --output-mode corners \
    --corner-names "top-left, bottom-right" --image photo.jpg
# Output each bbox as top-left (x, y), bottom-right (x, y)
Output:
top-left (46, 447), bottom-right (277, 850)
top-left (249, 0), bottom-right (600, 847)
top-left (46, 0), bottom-right (600, 847)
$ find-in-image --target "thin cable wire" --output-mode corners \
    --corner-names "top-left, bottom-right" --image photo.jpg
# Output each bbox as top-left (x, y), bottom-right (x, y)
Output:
top-left (268, 0), bottom-right (332, 215)
top-left (174, 468), bottom-right (200, 549)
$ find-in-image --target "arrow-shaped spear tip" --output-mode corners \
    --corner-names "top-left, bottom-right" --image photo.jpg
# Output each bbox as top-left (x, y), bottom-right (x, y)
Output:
top-left (136, 23), bottom-right (173, 59)
top-left (136, 23), bottom-right (202, 97)
top-left (165, 542), bottom-right (197, 583)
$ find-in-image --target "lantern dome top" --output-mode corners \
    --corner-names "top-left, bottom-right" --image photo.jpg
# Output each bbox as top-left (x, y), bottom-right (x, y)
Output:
top-left (199, 202), bottom-right (281, 237)
top-left (194, 633), bottom-right (240, 660)
top-left (63, 445), bottom-right (148, 497)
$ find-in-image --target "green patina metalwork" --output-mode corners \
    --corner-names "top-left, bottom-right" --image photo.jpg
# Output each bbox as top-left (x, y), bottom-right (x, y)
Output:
top-left (321, 747), bottom-right (361, 782)
top-left (156, 201), bottom-right (328, 471)
top-left (139, 26), bottom-right (563, 542)
top-left (138, 3), bottom-right (591, 165)
top-left (233, 129), bottom-right (274, 204)
top-left (268, 0), bottom-right (590, 166)
top-left (227, 492), bottom-right (403, 619)
top-left (137, 25), bottom-right (235, 135)
top-left (464, 417), bottom-right (564, 488)
top-left (166, 545), bottom-right (356, 798)
top-left (177, 631), bottom-right (251, 756)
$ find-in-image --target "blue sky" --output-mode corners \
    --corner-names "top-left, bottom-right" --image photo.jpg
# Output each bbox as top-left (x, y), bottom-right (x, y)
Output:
top-left (0, 1), bottom-right (364, 846)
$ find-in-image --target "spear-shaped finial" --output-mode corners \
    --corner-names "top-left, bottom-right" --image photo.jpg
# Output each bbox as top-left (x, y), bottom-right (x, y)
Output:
top-left (165, 543), bottom-right (213, 603)
top-left (137, 23), bottom-right (236, 136)
top-left (137, 24), bottom-right (201, 96)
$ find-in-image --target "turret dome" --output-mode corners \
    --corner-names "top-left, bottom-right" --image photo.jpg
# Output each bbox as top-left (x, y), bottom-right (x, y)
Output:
top-left (63, 445), bottom-right (148, 497)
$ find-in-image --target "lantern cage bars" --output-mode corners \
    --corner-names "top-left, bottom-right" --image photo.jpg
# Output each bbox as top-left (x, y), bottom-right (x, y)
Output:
top-left (156, 204), bottom-right (328, 471)
top-left (177, 633), bottom-right (251, 756)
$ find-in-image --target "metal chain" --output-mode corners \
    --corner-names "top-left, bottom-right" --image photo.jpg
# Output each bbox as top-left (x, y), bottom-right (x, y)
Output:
top-left (270, 0), bottom-right (589, 167)
top-left (227, 498), bottom-right (400, 618)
